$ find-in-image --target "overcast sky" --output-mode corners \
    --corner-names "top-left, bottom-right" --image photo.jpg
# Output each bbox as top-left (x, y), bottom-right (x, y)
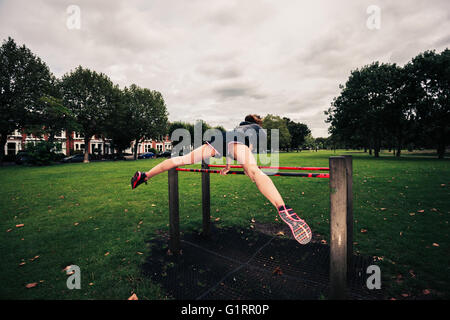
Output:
top-left (1, 0), bottom-right (449, 137)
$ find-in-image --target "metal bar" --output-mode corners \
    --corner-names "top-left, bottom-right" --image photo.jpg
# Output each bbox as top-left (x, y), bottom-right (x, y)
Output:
top-left (208, 164), bottom-right (330, 171)
top-left (176, 167), bottom-right (330, 178)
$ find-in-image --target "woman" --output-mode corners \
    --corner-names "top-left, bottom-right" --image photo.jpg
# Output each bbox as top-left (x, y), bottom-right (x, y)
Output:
top-left (130, 114), bottom-right (312, 245)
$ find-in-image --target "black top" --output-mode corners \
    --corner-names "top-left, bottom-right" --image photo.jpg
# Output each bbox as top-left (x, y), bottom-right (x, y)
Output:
top-left (228, 121), bottom-right (267, 153)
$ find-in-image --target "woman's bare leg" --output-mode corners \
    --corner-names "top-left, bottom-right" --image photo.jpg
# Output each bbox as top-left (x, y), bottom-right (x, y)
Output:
top-left (229, 143), bottom-right (285, 208)
top-left (144, 144), bottom-right (216, 180)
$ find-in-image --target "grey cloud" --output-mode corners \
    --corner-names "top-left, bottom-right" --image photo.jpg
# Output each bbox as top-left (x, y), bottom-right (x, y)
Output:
top-left (212, 81), bottom-right (266, 101)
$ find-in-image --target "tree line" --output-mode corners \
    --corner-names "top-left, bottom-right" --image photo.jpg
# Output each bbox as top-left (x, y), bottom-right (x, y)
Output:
top-left (325, 48), bottom-right (449, 158)
top-left (167, 115), bottom-right (314, 153)
top-left (0, 37), bottom-right (168, 163)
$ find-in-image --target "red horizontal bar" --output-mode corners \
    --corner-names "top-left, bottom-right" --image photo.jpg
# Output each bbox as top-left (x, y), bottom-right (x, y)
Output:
top-left (208, 164), bottom-right (330, 171)
top-left (176, 168), bottom-right (330, 178)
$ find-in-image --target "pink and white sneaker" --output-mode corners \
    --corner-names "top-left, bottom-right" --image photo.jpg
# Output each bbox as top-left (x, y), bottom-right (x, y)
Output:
top-left (277, 205), bottom-right (312, 245)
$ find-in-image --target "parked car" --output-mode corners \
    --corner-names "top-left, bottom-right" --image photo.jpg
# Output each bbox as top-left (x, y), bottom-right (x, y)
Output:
top-left (61, 154), bottom-right (91, 163)
top-left (15, 151), bottom-right (32, 165)
top-left (156, 151), bottom-right (172, 158)
top-left (138, 152), bottom-right (155, 159)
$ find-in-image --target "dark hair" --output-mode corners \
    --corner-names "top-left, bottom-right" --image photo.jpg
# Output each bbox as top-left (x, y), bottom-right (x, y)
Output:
top-left (244, 114), bottom-right (263, 126)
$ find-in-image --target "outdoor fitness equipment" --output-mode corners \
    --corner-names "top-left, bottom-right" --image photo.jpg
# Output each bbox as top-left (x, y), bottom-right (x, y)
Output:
top-left (167, 156), bottom-right (353, 299)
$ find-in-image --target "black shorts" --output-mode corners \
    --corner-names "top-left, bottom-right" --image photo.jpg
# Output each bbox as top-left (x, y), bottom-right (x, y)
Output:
top-left (203, 130), bottom-right (255, 158)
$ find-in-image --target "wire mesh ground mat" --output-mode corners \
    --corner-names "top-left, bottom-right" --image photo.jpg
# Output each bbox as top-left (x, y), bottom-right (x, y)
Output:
top-left (142, 223), bottom-right (385, 300)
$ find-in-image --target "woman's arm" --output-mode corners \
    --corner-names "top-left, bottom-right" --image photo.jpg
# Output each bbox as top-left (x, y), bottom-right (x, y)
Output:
top-left (220, 156), bottom-right (232, 175)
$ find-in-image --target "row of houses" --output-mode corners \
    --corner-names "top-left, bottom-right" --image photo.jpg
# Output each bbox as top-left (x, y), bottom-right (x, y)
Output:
top-left (3, 130), bottom-right (173, 156)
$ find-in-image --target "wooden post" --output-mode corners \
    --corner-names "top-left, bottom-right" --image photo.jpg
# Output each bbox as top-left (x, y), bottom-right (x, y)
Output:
top-left (168, 168), bottom-right (180, 255)
top-left (343, 155), bottom-right (353, 271)
top-left (329, 156), bottom-right (348, 299)
top-left (201, 159), bottom-right (211, 237)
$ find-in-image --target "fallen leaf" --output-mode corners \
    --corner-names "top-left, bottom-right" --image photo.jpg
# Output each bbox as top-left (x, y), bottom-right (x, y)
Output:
top-left (74, 222), bottom-right (79, 226)
top-left (272, 266), bottom-right (283, 275)
top-left (136, 252), bottom-right (143, 255)
top-left (128, 293), bottom-right (138, 300)
top-left (276, 231), bottom-right (285, 236)
top-left (251, 218), bottom-right (255, 223)
top-left (409, 213), bottom-right (415, 216)
top-left (25, 282), bottom-right (38, 288)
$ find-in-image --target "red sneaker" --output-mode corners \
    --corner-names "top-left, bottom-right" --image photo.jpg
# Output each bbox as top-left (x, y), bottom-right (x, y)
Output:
top-left (131, 171), bottom-right (148, 190)
top-left (277, 205), bottom-right (312, 244)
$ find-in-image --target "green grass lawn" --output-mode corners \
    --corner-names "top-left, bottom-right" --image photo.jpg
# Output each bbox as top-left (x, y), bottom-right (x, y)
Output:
top-left (1, 150), bottom-right (449, 299)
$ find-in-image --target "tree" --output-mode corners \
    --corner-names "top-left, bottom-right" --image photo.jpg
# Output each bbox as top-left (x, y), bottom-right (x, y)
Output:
top-left (406, 49), bottom-right (450, 159)
top-left (103, 87), bottom-right (134, 155)
top-left (0, 37), bottom-right (53, 163)
top-left (36, 95), bottom-right (79, 144)
top-left (315, 137), bottom-right (329, 150)
top-left (167, 121), bottom-right (192, 155)
top-left (326, 62), bottom-right (406, 157)
top-left (124, 84), bottom-right (168, 160)
top-left (61, 66), bottom-right (118, 162)
top-left (283, 117), bottom-right (311, 151)
top-left (263, 115), bottom-right (291, 151)
top-left (303, 134), bottom-right (316, 150)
